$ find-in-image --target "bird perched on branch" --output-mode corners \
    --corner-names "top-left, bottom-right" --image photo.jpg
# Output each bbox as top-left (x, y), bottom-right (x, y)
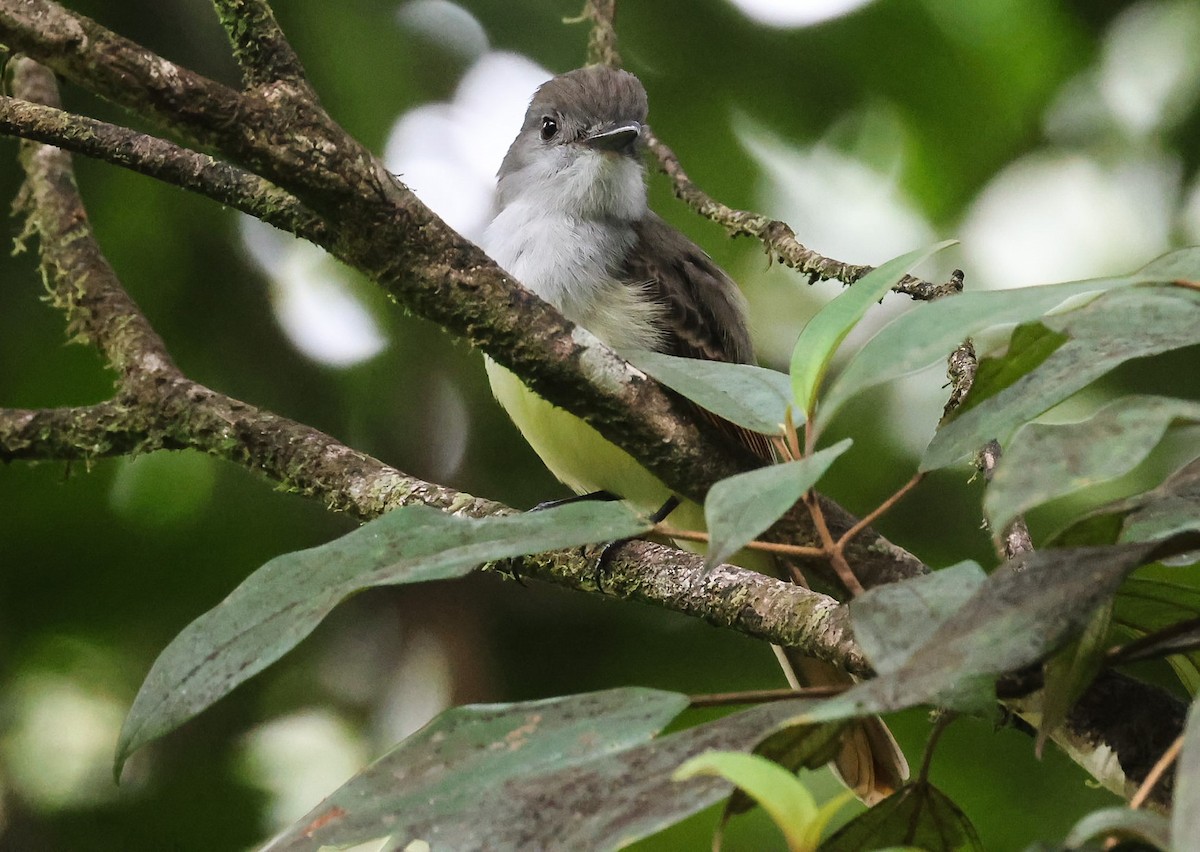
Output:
top-left (482, 64), bottom-right (907, 804)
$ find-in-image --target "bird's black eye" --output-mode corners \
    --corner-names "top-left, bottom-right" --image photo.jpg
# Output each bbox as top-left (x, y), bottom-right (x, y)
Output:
top-left (539, 116), bottom-right (559, 141)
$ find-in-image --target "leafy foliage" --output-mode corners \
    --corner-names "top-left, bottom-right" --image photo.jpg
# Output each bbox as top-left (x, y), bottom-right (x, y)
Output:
top-left (821, 781), bottom-right (984, 852)
top-left (984, 395), bottom-right (1200, 538)
top-left (120, 245), bottom-right (1200, 849)
top-left (792, 536), bottom-right (1200, 723)
top-left (817, 249), bottom-right (1200, 432)
top-left (261, 688), bottom-right (693, 851)
top-left (789, 242), bottom-right (954, 420)
top-left (116, 502), bottom-right (650, 771)
top-left (674, 751), bottom-right (851, 851)
top-left (703, 439), bottom-right (850, 567)
top-left (925, 285), bottom-right (1200, 471)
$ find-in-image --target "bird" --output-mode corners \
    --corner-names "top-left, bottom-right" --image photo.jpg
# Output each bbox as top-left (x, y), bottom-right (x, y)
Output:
top-left (481, 64), bottom-right (907, 804)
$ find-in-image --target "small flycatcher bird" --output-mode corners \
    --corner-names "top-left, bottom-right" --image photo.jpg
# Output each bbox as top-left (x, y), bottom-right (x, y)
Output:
top-left (482, 65), bottom-right (906, 803)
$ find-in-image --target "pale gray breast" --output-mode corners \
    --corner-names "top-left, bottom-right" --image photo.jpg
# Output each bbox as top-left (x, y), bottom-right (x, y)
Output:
top-left (482, 198), bottom-right (665, 352)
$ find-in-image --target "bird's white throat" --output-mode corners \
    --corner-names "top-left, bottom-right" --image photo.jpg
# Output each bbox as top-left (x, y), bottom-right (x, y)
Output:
top-left (484, 150), bottom-right (660, 352)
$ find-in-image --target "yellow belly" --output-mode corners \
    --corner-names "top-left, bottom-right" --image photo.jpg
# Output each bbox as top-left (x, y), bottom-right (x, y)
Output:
top-left (485, 357), bottom-right (681, 510)
top-left (484, 356), bottom-right (775, 573)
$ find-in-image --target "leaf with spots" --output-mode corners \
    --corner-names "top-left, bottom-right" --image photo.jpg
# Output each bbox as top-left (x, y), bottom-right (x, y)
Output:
top-left (116, 502), bottom-right (652, 775)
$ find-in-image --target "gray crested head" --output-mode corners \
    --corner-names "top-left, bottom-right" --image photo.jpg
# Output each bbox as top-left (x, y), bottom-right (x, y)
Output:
top-left (495, 66), bottom-right (649, 220)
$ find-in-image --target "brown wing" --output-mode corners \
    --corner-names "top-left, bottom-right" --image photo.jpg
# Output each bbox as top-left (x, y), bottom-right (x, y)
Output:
top-left (625, 214), bottom-right (775, 461)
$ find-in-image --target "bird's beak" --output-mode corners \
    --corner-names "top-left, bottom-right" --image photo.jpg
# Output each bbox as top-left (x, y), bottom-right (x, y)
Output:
top-left (583, 122), bottom-right (641, 152)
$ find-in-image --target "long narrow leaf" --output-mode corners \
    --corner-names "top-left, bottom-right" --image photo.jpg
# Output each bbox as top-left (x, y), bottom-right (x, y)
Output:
top-left (816, 247), bottom-right (1200, 431)
top-left (924, 287), bottom-right (1200, 471)
top-left (623, 349), bottom-right (794, 433)
top-left (116, 502), bottom-right (651, 773)
top-left (791, 242), bottom-right (954, 419)
top-left (704, 439), bottom-right (851, 568)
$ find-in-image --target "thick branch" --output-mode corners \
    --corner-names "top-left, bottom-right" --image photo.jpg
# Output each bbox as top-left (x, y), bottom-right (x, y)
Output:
top-left (3, 56), bottom-right (866, 681)
top-left (0, 0), bottom-right (251, 150)
top-left (0, 94), bottom-right (328, 243)
top-left (0, 0), bottom-right (363, 209)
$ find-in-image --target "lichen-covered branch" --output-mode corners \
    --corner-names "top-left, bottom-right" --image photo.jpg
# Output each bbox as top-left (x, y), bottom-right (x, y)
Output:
top-left (211, 0), bottom-right (315, 94)
top-left (13, 59), bottom-right (176, 384)
top-left (0, 93), bottom-right (327, 243)
top-left (0, 4), bottom-right (1185, 809)
top-left (644, 128), bottom-right (964, 300)
top-left (1, 55), bottom-right (866, 681)
top-left (579, 0), bottom-right (621, 68)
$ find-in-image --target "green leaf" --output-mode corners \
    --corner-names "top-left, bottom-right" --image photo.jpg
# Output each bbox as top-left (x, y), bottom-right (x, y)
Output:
top-left (1037, 601), bottom-right (1113, 757)
top-left (820, 781), bottom-right (984, 851)
top-left (791, 241), bottom-right (955, 419)
top-left (947, 322), bottom-right (1068, 420)
top-left (622, 349), bottom-right (795, 434)
top-left (849, 561), bottom-right (986, 674)
top-left (1174, 698), bottom-right (1200, 845)
top-left (1113, 575), bottom-right (1200, 693)
top-left (262, 688), bottom-right (688, 851)
top-left (269, 691), bottom-right (831, 851)
top-left (1066, 807), bottom-right (1170, 849)
top-left (674, 751), bottom-right (824, 851)
top-left (784, 535), bottom-right (1200, 724)
top-left (1049, 457), bottom-right (1200, 547)
top-left (703, 439), bottom-right (851, 568)
top-left (116, 502), bottom-right (651, 773)
top-left (817, 247), bottom-right (1200, 431)
top-left (725, 721), bottom-right (848, 818)
top-left (923, 285), bottom-right (1200, 471)
top-left (1120, 455), bottom-right (1200, 546)
top-left (984, 396), bottom-right (1200, 537)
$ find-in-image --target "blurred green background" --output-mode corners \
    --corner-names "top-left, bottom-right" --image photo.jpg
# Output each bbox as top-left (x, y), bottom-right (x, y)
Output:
top-left (2, 0), bottom-right (1199, 848)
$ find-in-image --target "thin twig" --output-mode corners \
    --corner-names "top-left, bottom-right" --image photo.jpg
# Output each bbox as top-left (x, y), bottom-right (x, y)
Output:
top-left (803, 492), bottom-right (865, 596)
top-left (577, 0), bottom-right (621, 68)
top-left (916, 712), bottom-right (955, 785)
top-left (1107, 616), bottom-right (1200, 666)
top-left (942, 338), bottom-right (977, 420)
top-left (979, 440), bottom-right (1034, 559)
top-left (835, 473), bottom-right (925, 551)
top-left (1128, 734), bottom-right (1183, 810)
top-left (655, 524), bottom-right (825, 559)
top-left (644, 127), bottom-right (961, 299)
top-left (211, 0), bottom-right (315, 93)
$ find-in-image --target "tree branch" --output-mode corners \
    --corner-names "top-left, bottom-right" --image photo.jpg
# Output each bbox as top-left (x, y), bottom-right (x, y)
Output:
top-left (2, 55), bottom-right (868, 681)
top-left (211, 0), bottom-right (315, 94)
top-left (0, 4), bottom-right (1185, 811)
top-left (0, 93), bottom-right (328, 243)
top-left (644, 128), bottom-right (964, 301)
top-left (579, 0), bottom-right (621, 68)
